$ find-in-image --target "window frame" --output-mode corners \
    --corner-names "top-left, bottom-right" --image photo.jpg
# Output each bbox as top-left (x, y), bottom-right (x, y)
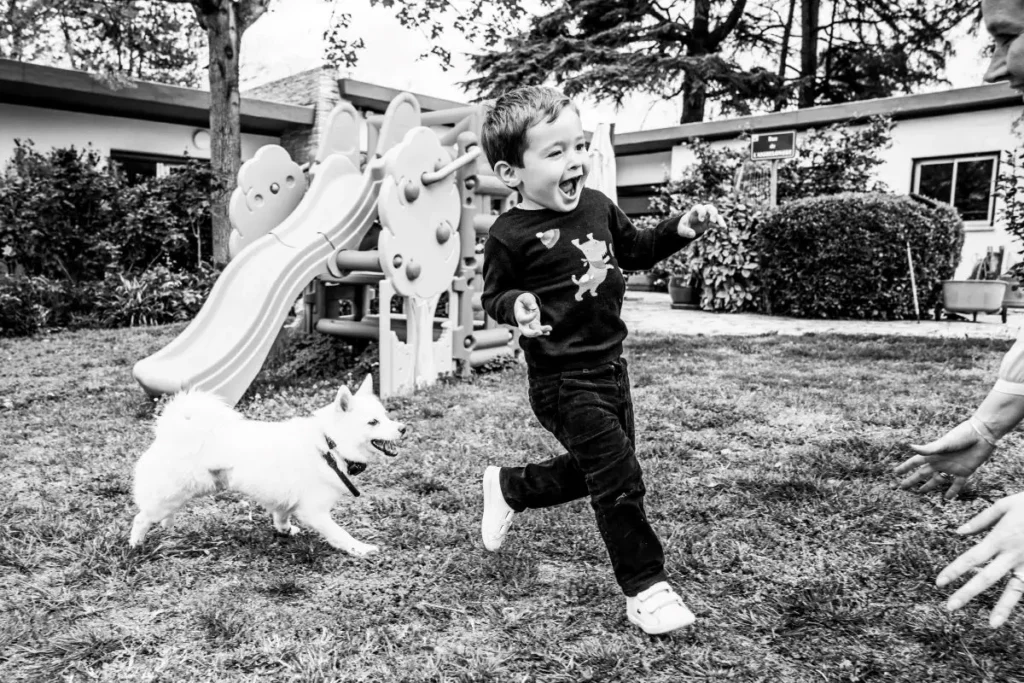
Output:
top-left (910, 151), bottom-right (1000, 229)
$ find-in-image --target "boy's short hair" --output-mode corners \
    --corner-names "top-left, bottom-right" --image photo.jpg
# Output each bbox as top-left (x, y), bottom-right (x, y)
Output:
top-left (480, 86), bottom-right (578, 168)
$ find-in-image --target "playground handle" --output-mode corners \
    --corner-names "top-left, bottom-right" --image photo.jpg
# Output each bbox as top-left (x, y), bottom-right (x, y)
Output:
top-left (421, 146), bottom-right (482, 186)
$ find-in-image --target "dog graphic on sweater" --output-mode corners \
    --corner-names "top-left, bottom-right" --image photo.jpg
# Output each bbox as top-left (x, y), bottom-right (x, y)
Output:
top-left (570, 233), bottom-right (612, 301)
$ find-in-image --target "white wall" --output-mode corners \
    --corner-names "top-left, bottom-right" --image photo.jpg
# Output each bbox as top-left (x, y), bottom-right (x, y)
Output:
top-left (0, 103), bottom-right (279, 167)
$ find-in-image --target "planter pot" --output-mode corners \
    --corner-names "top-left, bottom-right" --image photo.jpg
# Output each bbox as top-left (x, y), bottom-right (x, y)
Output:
top-left (941, 280), bottom-right (1007, 314)
top-left (626, 272), bottom-right (657, 292)
top-left (668, 277), bottom-right (698, 309)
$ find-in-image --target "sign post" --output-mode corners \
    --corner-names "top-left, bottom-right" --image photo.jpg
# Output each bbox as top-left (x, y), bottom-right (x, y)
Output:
top-left (750, 131), bottom-right (796, 208)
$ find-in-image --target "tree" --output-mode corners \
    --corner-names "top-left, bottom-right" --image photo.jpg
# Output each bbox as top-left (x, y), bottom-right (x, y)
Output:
top-left (0, 0), bottom-right (204, 87)
top-left (462, 0), bottom-right (770, 124)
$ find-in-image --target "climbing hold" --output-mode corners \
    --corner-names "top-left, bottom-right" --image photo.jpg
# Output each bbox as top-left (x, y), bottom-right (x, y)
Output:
top-left (403, 179), bottom-right (420, 203)
top-left (393, 254), bottom-right (404, 268)
top-left (436, 222), bottom-right (452, 244)
top-left (406, 261), bottom-right (422, 280)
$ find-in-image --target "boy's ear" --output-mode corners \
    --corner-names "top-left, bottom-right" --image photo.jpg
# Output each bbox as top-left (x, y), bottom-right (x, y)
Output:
top-left (493, 160), bottom-right (521, 189)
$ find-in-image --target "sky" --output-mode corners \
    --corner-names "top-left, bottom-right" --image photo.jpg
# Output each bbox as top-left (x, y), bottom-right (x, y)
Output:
top-left (239, 0), bottom-right (994, 134)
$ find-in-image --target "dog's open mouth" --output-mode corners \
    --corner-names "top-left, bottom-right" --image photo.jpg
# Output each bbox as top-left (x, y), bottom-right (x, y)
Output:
top-left (346, 460), bottom-right (367, 476)
top-left (371, 439), bottom-right (399, 458)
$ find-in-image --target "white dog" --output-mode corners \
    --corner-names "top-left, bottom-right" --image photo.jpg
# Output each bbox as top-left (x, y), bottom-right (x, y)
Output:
top-left (129, 375), bottom-right (405, 557)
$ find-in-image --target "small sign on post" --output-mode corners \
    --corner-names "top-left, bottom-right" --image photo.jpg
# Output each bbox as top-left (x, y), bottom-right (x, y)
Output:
top-left (750, 131), bottom-right (797, 208)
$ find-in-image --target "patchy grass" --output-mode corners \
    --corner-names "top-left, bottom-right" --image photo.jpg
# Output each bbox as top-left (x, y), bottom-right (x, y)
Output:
top-left (2, 327), bottom-right (1024, 682)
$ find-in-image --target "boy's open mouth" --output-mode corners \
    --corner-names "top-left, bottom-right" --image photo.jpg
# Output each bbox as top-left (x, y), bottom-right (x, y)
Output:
top-left (559, 176), bottom-right (581, 197)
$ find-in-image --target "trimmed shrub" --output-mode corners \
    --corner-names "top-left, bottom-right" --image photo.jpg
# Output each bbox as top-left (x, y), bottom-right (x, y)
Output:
top-left (757, 192), bottom-right (963, 319)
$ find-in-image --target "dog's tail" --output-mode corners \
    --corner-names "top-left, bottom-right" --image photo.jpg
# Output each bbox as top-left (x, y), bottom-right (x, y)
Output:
top-left (154, 390), bottom-right (238, 446)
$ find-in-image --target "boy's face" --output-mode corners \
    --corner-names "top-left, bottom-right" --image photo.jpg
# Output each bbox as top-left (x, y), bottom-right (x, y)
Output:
top-left (498, 107), bottom-right (590, 212)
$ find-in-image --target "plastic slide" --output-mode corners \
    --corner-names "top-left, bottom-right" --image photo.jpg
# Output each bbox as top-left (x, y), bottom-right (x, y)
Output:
top-left (132, 154), bottom-right (385, 406)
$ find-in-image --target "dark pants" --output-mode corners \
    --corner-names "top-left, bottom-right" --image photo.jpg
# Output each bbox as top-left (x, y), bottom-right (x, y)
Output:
top-left (499, 358), bottom-right (667, 597)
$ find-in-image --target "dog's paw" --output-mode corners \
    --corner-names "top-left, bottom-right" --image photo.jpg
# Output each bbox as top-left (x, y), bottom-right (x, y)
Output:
top-left (346, 542), bottom-right (380, 558)
top-left (275, 524), bottom-right (302, 536)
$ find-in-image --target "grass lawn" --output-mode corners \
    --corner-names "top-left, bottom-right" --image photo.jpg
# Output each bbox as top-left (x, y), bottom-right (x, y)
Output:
top-left (3, 325), bottom-right (1024, 682)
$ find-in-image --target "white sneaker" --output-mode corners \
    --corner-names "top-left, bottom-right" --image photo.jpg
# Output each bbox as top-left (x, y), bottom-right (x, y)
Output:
top-left (481, 466), bottom-right (515, 551)
top-left (626, 581), bottom-right (695, 635)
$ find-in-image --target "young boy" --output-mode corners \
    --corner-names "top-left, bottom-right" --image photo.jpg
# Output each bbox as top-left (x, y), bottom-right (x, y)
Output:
top-left (478, 86), bottom-right (723, 635)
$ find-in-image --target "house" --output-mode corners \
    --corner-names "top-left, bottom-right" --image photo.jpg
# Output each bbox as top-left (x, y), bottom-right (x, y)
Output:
top-left (0, 60), bottom-right (462, 180)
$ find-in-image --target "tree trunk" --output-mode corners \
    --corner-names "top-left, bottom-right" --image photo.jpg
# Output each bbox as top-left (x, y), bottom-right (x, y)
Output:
top-left (798, 0), bottom-right (819, 108)
top-left (680, 0), bottom-right (712, 123)
top-left (680, 83), bottom-right (707, 123)
top-left (775, 0), bottom-right (797, 111)
top-left (199, 1), bottom-right (240, 265)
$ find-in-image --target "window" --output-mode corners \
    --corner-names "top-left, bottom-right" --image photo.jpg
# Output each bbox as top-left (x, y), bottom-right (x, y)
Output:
top-left (109, 150), bottom-right (195, 184)
top-left (912, 153), bottom-right (999, 225)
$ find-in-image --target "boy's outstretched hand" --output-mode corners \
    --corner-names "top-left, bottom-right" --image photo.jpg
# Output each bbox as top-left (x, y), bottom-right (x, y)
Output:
top-left (678, 204), bottom-right (726, 239)
top-left (514, 293), bottom-right (551, 338)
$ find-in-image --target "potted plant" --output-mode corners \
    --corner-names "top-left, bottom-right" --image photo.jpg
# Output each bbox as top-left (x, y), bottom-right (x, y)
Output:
top-left (665, 251), bottom-right (700, 309)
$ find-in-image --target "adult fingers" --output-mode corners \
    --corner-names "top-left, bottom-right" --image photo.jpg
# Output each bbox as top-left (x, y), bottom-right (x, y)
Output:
top-left (894, 454), bottom-right (928, 475)
top-left (943, 549), bottom-right (1007, 600)
top-left (916, 472), bottom-right (947, 494)
top-left (943, 476), bottom-right (967, 501)
top-left (937, 539), bottom-right (1000, 588)
top-left (956, 498), bottom-right (1010, 536)
top-left (898, 465), bottom-right (935, 490)
top-left (989, 572), bottom-right (1024, 628)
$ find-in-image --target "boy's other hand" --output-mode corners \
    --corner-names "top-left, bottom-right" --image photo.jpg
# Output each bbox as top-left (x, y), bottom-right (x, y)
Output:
top-left (514, 293), bottom-right (551, 338)
top-left (679, 204), bottom-right (726, 239)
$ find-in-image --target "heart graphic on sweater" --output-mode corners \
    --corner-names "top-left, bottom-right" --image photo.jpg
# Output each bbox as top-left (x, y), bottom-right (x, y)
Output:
top-left (536, 229), bottom-right (560, 249)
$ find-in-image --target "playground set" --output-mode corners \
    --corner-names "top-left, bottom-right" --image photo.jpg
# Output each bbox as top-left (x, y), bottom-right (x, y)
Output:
top-left (133, 93), bottom-right (520, 406)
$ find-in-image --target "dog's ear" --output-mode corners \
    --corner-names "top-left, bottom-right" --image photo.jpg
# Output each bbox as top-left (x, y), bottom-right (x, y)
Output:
top-left (356, 374), bottom-right (373, 396)
top-left (335, 386), bottom-right (354, 412)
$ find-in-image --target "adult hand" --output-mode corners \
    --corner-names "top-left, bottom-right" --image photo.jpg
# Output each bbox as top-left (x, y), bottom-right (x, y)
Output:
top-left (894, 419), bottom-right (996, 500)
top-left (937, 492), bottom-right (1024, 628)
top-left (514, 293), bottom-right (551, 338)
top-left (677, 204), bottom-right (727, 239)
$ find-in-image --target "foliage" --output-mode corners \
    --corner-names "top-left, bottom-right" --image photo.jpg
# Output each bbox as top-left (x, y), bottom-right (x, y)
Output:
top-left (0, 0), bottom-right (205, 87)
top-left (0, 141), bottom-right (215, 284)
top-left (0, 140), bottom-right (123, 284)
top-left (114, 159), bottom-right (217, 272)
top-left (997, 147), bottom-right (1024, 275)
top-left (0, 275), bottom-right (63, 337)
top-left (757, 193), bottom-right (964, 319)
top-left (5, 327), bottom-right (1024, 681)
top-left (637, 117), bottom-right (894, 312)
top-left (90, 263), bottom-right (219, 328)
top-left (393, 0), bottom-right (981, 122)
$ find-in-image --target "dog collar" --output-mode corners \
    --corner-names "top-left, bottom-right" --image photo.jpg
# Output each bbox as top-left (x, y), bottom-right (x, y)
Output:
top-left (321, 436), bottom-right (360, 497)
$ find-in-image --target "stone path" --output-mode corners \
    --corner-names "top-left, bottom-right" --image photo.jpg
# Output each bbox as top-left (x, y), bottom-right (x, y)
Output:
top-left (621, 291), bottom-right (1021, 341)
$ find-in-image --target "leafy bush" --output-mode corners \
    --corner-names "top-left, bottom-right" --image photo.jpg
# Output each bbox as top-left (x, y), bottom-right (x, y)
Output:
top-left (0, 141), bottom-right (122, 284)
top-left (0, 275), bottom-right (65, 337)
top-left (0, 141), bottom-right (215, 285)
top-left (757, 193), bottom-right (963, 319)
top-left (90, 264), bottom-right (219, 327)
top-left (114, 160), bottom-right (216, 272)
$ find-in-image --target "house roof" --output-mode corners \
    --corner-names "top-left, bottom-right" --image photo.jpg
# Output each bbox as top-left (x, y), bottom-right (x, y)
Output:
top-left (614, 83), bottom-right (1024, 155)
top-left (241, 67), bottom-right (469, 113)
top-left (0, 59), bottom-right (314, 135)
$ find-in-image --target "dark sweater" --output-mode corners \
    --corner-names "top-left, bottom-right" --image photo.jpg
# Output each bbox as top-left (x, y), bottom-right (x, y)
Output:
top-left (481, 188), bottom-right (691, 372)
